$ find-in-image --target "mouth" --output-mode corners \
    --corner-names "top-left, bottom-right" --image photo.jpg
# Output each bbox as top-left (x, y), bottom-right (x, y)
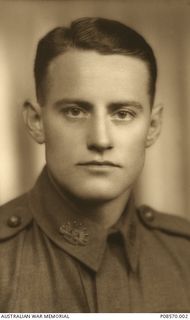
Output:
top-left (77, 161), bottom-right (122, 168)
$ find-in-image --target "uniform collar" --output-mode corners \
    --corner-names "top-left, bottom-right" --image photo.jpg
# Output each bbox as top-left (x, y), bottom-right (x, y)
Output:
top-left (28, 167), bottom-right (140, 273)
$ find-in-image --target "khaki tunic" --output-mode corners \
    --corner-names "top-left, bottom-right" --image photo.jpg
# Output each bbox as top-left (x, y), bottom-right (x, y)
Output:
top-left (0, 168), bottom-right (190, 312)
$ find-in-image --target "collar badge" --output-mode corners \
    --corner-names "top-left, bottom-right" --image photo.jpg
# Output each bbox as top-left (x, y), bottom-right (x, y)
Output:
top-left (59, 220), bottom-right (89, 246)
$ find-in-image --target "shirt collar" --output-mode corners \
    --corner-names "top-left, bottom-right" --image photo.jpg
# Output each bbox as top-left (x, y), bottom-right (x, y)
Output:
top-left (28, 167), bottom-right (140, 273)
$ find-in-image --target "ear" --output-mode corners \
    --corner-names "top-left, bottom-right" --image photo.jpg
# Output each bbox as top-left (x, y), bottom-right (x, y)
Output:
top-left (23, 100), bottom-right (45, 144)
top-left (146, 103), bottom-right (163, 148)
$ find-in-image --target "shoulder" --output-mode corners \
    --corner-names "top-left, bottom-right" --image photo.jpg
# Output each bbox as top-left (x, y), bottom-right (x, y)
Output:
top-left (137, 205), bottom-right (190, 239)
top-left (0, 193), bottom-right (33, 241)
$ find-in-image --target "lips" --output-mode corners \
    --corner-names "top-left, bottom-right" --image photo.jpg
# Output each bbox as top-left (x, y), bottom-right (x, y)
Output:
top-left (77, 160), bottom-right (121, 168)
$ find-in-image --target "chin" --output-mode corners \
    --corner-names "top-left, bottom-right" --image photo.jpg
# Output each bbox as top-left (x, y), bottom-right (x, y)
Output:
top-left (54, 173), bottom-right (132, 203)
top-left (68, 184), bottom-right (128, 203)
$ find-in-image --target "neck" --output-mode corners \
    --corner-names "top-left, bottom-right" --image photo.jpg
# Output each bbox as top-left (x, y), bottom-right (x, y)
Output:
top-left (48, 171), bottom-right (131, 229)
top-left (75, 192), bottom-right (131, 228)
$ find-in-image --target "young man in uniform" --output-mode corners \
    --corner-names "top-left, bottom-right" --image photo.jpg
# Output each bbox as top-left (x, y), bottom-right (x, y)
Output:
top-left (0, 17), bottom-right (190, 312)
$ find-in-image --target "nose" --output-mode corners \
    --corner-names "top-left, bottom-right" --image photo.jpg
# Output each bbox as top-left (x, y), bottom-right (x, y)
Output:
top-left (87, 114), bottom-right (113, 152)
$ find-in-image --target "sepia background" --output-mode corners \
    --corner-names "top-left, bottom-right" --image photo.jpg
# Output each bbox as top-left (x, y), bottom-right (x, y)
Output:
top-left (0, 0), bottom-right (190, 219)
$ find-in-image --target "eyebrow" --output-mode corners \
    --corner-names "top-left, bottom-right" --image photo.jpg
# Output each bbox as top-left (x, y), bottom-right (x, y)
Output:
top-left (109, 101), bottom-right (143, 110)
top-left (53, 99), bottom-right (143, 110)
top-left (53, 99), bottom-right (92, 109)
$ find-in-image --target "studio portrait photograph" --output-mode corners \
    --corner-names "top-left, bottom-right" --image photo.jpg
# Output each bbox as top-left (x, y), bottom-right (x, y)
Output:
top-left (0, 0), bottom-right (190, 313)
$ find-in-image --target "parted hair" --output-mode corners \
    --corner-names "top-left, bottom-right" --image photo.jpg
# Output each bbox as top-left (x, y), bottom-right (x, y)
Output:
top-left (34, 17), bottom-right (157, 105)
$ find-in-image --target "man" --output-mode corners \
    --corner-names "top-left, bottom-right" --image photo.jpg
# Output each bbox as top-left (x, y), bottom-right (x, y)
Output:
top-left (0, 17), bottom-right (190, 313)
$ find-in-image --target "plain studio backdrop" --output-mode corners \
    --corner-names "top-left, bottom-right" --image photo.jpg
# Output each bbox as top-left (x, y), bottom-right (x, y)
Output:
top-left (0, 0), bottom-right (189, 219)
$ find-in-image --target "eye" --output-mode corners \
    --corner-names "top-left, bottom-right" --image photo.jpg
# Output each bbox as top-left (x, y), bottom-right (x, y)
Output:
top-left (112, 109), bottom-right (136, 121)
top-left (62, 105), bottom-right (88, 119)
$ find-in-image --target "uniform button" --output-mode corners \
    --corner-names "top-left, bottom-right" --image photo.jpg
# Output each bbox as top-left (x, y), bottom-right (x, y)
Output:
top-left (144, 210), bottom-right (154, 221)
top-left (7, 215), bottom-right (22, 228)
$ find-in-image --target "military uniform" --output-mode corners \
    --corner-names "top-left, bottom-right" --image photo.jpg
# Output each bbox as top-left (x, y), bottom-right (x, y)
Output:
top-left (0, 167), bottom-right (190, 312)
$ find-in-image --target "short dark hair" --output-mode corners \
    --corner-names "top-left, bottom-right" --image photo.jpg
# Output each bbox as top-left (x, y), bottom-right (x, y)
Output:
top-left (34, 17), bottom-right (157, 106)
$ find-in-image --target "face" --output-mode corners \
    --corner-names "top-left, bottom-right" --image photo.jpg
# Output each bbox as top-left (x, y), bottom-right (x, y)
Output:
top-left (28, 50), bottom-right (161, 202)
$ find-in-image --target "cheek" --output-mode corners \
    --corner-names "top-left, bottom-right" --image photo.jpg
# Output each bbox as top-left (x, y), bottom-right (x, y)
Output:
top-left (43, 123), bottom-right (82, 168)
top-left (43, 114), bottom-right (85, 144)
top-left (118, 124), bottom-right (149, 173)
top-left (43, 117), bottom-right (68, 148)
top-left (119, 122), bottom-right (149, 153)
top-left (123, 142), bottom-right (146, 169)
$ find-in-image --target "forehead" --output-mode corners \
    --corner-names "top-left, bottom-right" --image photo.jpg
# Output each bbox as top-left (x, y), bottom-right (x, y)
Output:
top-left (45, 49), bottom-right (150, 104)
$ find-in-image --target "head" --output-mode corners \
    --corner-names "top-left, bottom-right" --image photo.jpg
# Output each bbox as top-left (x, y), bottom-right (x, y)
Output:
top-left (34, 17), bottom-right (157, 106)
top-left (24, 17), bottom-right (162, 203)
